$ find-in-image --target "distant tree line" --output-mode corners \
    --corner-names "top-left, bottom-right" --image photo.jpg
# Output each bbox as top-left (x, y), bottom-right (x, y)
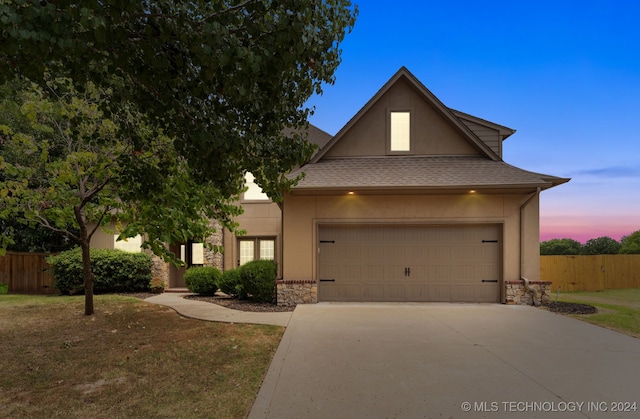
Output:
top-left (540, 230), bottom-right (640, 255)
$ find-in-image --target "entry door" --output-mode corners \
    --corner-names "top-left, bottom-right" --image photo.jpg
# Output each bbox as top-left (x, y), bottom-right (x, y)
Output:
top-left (318, 225), bottom-right (501, 302)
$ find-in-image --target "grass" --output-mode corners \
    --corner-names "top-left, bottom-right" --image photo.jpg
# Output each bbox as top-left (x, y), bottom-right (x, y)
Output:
top-left (0, 294), bottom-right (284, 419)
top-left (553, 288), bottom-right (640, 338)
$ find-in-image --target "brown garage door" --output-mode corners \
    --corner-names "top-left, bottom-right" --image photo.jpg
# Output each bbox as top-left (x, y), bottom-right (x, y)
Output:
top-left (318, 225), bottom-right (501, 302)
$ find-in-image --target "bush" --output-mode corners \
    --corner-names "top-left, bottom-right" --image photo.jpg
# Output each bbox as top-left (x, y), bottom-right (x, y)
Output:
top-left (184, 266), bottom-right (221, 296)
top-left (239, 260), bottom-right (276, 303)
top-left (218, 268), bottom-right (244, 298)
top-left (149, 277), bottom-right (165, 294)
top-left (47, 248), bottom-right (153, 295)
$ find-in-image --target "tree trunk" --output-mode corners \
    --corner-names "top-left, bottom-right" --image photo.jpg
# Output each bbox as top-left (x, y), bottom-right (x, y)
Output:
top-left (81, 238), bottom-right (94, 315)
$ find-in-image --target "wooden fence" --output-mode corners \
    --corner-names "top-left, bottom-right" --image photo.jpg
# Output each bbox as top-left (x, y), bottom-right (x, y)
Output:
top-left (0, 251), bottom-right (57, 294)
top-left (540, 255), bottom-right (640, 292)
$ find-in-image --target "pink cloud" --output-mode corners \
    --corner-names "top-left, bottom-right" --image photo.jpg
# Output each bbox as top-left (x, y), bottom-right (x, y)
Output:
top-left (540, 214), bottom-right (640, 243)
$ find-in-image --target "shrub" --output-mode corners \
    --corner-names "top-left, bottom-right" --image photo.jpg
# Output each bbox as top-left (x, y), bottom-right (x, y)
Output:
top-left (239, 260), bottom-right (276, 303)
top-left (184, 266), bottom-right (221, 296)
top-left (218, 268), bottom-right (244, 298)
top-left (149, 277), bottom-right (165, 294)
top-left (47, 248), bottom-right (153, 295)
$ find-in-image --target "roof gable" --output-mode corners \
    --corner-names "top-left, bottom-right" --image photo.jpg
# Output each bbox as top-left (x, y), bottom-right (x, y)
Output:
top-left (311, 67), bottom-right (501, 163)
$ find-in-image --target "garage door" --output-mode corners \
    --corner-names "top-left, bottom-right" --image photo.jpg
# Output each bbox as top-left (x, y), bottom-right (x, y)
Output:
top-left (318, 225), bottom-right (501, 302)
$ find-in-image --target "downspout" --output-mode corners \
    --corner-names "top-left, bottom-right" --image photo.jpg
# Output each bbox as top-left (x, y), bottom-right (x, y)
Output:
top-left (520, 187), bottom-right (541, 306)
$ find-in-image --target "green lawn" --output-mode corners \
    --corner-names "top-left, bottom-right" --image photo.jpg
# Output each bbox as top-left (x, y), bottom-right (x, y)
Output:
top-left (554, 288), bottom-right (640, 338)
top-left (0, 294), bottom-right (283, 419)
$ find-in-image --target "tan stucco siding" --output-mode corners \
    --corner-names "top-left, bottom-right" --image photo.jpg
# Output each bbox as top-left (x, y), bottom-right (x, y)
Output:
top-left (91, 225), bottom-right (117, 249)
top-left (325, 78), bottom-right (479, 158)
top-left (282, 192), bottom-right (540, 296)
top-left (521, 193), bottom-right (540, 280)
top-left (223, 202), bottom-right (283, 275)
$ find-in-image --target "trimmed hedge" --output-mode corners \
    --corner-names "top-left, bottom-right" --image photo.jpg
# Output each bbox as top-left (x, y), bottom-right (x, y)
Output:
top-left (218, 268), bottom-right (244, 298)
top-left (47, 248), bottom-right (153, 295)
top-left (184, 266), bottom-right (221, 296)
top-left (239, 260), bottom-right (276, 303)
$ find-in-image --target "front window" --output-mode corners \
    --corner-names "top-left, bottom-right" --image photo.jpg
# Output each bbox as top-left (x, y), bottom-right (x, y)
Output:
top-left (238, 238), bottom-right (275, 266)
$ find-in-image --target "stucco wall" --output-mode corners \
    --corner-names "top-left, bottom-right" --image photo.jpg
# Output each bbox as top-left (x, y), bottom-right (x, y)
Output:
top-left (282, 192), bottom-right (542, 302)
top-left (325, 77), bottom-right (478, 158)
top-left (223, 201), bottom-right (283, 276)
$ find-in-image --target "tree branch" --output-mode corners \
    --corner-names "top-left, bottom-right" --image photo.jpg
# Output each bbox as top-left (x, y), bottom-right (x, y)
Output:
top-left (200, 0), bottom-right (258, 24)
top-left (27, 213), bottom-right (82, 244)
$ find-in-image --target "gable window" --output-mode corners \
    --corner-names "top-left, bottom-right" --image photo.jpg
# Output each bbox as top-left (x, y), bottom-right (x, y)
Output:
top-left (238, 237), bottom-right (275, 266)
top-left (243, 172), bottom-right (270, 201)
top-left (390, 111), bottom-right (411, 152)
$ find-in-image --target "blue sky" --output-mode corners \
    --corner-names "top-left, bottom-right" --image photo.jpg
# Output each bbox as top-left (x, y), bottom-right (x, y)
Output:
top-left (305, 0), bottom-right (640, 243)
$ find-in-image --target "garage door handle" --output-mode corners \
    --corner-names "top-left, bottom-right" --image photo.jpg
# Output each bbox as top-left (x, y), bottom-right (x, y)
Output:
top-left (320, 279), bottom-right (335, 282)
top-left (482, 279), bottom-right (498, 283)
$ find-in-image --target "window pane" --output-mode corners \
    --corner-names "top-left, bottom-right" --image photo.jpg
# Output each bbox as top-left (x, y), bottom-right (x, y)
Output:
top-left (244, 172), bottom-right (269, 201)
top-left (113, 234), bottom-right (142, 253)
top-left (259, 240), bottom-right (275, 261)
top-left (390, 112), bottom-right (410, 151)
top-left (191, 242), bottom-right (204, 264)
top-left (239, 240), bottom-right (255, 265)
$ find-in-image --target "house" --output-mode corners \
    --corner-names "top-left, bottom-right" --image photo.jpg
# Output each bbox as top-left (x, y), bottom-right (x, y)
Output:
top-left (272, 67), bottom-right (568, 306)
top-left (94, 67), bottom-right (569, 305)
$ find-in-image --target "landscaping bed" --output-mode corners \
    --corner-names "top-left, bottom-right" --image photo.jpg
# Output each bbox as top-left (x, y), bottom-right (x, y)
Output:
top-left (186, 294), bottom-right (296, 312)
top-left (543, 301), bottom-right (597, 314)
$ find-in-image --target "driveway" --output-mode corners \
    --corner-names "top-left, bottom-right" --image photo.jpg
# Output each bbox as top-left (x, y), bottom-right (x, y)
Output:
top-left (249, 303), bottom-right (640, 418)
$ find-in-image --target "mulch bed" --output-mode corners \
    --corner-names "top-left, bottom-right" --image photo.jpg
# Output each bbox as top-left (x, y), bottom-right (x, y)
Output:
top-left (185, 294), bottom-right (296, 312)
top-left (543, 301), bottom-right (598, 315)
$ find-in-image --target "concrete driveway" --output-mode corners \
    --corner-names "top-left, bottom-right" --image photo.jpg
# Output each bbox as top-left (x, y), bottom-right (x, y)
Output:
top-left (249, 303), bottom-right (640, 419)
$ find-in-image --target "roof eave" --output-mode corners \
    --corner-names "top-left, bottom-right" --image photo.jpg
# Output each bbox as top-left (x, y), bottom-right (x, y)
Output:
top-left (288, 182), bottom-right (561, 195)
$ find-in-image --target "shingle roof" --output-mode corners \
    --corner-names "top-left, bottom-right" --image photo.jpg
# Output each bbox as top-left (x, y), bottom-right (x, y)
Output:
top-left (289, 156), bottom-right (569, 192)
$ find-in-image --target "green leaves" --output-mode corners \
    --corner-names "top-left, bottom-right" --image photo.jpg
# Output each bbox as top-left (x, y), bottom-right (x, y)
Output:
top-left (0, 1), bottom-right (357, 201)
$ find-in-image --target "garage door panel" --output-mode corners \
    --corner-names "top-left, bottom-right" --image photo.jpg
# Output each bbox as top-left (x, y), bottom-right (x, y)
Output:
top-left (429, 285), bottom-right (452, 302)
top-left (318, 225), bottom-right (501, 302)
top-left (475, 285), bottom-right (499, 302)
top-left (382, 284), bottom-right (406, 301)
top-left (404, 284), bottom-right (429, 301)
top-left (361, 265), bottom-right (386, 281)
top-left (362, 284), bottom-right (387, 301)
top-left (385, 264), bottom-right (407, 281)
top-left (321, 284), bottom-right (361, 301)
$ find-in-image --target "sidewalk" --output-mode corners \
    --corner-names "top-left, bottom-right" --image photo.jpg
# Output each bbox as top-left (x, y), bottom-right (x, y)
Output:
top-left (144, 293), bottom-right (293, 327)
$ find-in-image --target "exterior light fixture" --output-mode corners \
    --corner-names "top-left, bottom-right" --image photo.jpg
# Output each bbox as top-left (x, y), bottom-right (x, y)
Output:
top-left (347, 191), bottom-right (355, 195)
top-left (469, 190), bottom-right (476, 194)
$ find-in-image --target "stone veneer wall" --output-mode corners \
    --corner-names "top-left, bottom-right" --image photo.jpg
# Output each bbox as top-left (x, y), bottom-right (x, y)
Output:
top-left (505, 280), bottom-right (552, 306)
top-left (202, 220), bottom-right (224, 270)
top-left (277, 280), bottom-right (317, 306)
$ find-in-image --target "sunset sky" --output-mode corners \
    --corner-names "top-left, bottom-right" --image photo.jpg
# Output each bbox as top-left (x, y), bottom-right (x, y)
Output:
top-left (305, 0), bottom-right (640, 243)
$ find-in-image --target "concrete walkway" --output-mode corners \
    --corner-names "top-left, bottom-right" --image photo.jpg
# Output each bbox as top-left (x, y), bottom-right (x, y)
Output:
top-left (144, 293), bottom-right (292, 327)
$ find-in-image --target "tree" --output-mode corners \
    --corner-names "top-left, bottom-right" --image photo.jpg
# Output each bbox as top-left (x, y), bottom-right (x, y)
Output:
top-left (0, 1), bottom-right (358, 201)
top-left (0, 79), bottom-right (77, 253)
top-left (540, 238), bottom-right (582, 255)
top-left (1, 77), bottom-right (241, 315)
top-left (620, 230), bottom-right (640, 254)
top-left (581, 236), bottom-right (621, 255)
